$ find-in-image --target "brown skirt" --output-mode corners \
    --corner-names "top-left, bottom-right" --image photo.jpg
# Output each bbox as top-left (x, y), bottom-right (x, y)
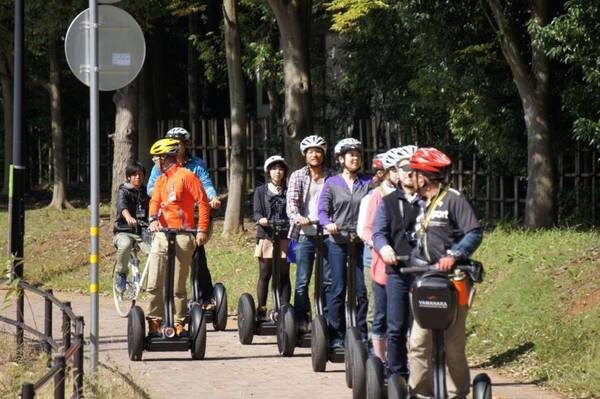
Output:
top-left (254, 238), bottom-right (288, 259)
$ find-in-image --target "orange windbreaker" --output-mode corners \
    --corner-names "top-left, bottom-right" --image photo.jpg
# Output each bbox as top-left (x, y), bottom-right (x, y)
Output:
top-left (149, 164), bottom-right (210, 232)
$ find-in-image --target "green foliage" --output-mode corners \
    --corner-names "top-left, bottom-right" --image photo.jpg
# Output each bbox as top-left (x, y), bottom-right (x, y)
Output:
top-left (531, 0), bottom-right (600, 148)
top-left (326, 0), bottom-right (389, 32)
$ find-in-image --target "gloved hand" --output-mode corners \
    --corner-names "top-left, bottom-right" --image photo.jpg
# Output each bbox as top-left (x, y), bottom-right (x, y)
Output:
top-left (380, 245), bottom-right (397, 265)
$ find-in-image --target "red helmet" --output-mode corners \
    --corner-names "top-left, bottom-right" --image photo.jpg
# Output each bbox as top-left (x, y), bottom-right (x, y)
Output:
top-left (409, 147), bottom-right (452, 177)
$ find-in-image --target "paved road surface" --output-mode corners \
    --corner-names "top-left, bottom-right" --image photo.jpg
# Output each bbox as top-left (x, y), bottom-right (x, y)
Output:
top-left (1, 290), bottom-right (565, 399)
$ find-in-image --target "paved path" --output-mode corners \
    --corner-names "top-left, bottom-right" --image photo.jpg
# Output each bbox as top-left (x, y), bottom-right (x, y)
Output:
top-left (1, 290), bottom-right (565, 399)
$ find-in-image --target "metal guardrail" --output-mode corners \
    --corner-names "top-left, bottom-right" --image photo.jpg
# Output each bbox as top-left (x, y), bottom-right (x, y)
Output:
top-left (0, 281), bottom-right (85, 398)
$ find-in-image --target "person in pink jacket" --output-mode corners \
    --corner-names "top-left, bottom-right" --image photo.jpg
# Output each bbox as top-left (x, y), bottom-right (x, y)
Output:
top-left (358, 146), bottom-right (416, 360)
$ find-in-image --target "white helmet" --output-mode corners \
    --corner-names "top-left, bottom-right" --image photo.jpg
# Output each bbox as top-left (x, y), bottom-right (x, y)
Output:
top-left (166, 127), bottom-right (191, 141)
top-left (387, 145), bottom-right (417, 164)
top-left (264, 155), bottom-right (288, 172)
top-left (380, 150), bottom-right (402, 170)
top-left (372, 153), bottom-right (387, 170)
top-left (300, 135), bottom-right (327, 155)
top-left (334, 138), bottom-right (362, 156)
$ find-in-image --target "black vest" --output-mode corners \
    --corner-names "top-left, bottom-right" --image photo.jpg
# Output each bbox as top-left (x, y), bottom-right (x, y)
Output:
top-left (381, 189), bottom-right (419, 273)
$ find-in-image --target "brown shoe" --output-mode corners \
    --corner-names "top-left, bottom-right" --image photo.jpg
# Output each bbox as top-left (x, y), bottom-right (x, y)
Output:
top-left (148, 319), bottom-right (161, 338)
top-left (175, 323), bottom-right (189, 337)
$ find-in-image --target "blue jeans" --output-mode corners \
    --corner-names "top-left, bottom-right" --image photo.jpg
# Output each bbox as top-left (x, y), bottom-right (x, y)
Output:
top-left (325, 239), bottom-right (368, 342)
top-left (386, 272), bottom-right (412, 377)
top-left (294, 235), bottom-right (331, 323)
top-left (372, 281), bottom-right (387, 340)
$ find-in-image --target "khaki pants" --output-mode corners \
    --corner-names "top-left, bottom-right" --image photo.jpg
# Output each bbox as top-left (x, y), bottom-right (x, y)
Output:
top-left (408, 306), bottom-right (470, 399)
top-left (145, 232), bottom-right (196, 323)
top-left (113, 232), bottom-right (141, 275)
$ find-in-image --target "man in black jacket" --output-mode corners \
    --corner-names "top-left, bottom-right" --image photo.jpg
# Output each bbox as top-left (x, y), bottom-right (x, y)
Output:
top-left (113, 162), bottom-right (149, 292)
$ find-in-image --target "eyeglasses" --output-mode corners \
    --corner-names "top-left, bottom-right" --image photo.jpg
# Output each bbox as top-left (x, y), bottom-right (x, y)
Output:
top-left (400, 164), bottom-right (413, 172)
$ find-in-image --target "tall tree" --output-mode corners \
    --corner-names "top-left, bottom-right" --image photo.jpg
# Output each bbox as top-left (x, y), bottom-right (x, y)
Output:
top-left (111, 82), bottom-right (138, 219)
top-left (266, 0), bottom-right (313, 168)
top-left (484, 0), bottom-right (555, 227)
top-left (46, 38), bottom-right (72, 209)
top-left (222, 0), bottom-right (247, 235)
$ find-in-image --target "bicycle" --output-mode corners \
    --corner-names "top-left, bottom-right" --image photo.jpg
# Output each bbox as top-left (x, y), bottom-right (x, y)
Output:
top-left (112, 222), bottom-right (153, 317)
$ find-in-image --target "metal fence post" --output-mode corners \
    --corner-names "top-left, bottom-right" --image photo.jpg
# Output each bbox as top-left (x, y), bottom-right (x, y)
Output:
top-left (44, 289), bottom-right (53, 363)
top-left (21, 382), bottom-right (35, 399)
top-left (62, 302), bottom-right (71, 353)
top-left (73, 317), bottom-right (84, 398)
top-left (53, 355), bottom-right (65, 399)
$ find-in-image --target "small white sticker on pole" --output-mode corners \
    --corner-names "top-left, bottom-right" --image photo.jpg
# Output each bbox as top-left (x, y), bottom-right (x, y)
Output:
top-left (112, 53), bottom-right (131, 66)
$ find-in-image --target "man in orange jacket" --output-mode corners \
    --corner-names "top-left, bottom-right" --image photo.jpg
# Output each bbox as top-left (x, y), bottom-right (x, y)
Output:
top-left (146, 138), bottom-right (210, 337)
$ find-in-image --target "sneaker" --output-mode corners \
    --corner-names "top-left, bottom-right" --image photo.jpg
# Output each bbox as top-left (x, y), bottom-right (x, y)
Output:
top-left (257, 306), bottom-right (269, 322)
top-left (115, 273), bottom-right (127, 293)
top-left (175, 323), bottom-right (189, 337)
top-left (202, 298), bottom-right (216, 311)
top-left (147, 319), bottom-right (161, 338)
top-left (330, 338), bottom-right (344, 350)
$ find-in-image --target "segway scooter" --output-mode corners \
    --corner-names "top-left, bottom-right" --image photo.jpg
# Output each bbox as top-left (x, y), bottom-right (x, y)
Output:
top-left (372, 259), bottom-right (492, 399)
top-left (191, 246), bottom-right (228, 331)
top-left (312, 227), bottom-right (367, 396)
top-left (237, 220), bottom-right (297, 356)
top-left (127, 228), bottom-right (207, 361)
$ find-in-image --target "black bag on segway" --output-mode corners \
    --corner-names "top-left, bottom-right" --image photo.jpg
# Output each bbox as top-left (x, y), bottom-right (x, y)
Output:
top-left (410, 272), bottom-right (458, 330)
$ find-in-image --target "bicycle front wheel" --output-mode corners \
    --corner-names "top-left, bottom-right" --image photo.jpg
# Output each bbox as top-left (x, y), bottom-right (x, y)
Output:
top-left (112, 259), bottom-right (140, 317)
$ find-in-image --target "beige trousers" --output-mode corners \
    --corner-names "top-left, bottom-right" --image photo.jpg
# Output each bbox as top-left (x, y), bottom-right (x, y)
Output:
top-left (408, 306), bottom-right (470, 399)
top-left (145, 232), bottom-right (196, 323)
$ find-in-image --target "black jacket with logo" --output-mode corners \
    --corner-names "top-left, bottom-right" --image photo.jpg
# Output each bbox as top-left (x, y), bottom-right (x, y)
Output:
top-left (114, 183), bottom-right (149, 234)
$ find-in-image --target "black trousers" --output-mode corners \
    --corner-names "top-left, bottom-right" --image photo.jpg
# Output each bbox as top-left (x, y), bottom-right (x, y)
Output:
top-left (193, 246), bottom-right (214, 302)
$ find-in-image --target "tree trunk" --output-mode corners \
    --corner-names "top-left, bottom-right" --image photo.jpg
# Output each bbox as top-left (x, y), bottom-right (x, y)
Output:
top-left (188, 12), bottom-right (202, 142)
top-left (111, 82), bottom-right (138, 220)
top-left (47, 39), bottom-right (72, 209)
top-left (486, 0), bottom-right (555, 227)
top-left (266, 0), bottom-right (313, 170)
top-left (138, 60), bottom-right (156, 174)
top-left (0, 51), bottom-right (12, 197)
top-left (222, 0), bottom-right (247, 235)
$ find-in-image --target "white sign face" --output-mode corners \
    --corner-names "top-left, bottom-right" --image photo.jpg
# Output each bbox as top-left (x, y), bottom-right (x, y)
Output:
top-left (65, 5), bottom-right (146, 91)
top-left (112, 53), bottom-right (131, 66)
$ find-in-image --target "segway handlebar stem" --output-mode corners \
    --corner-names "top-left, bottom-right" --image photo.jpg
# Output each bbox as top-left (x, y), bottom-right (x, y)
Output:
top-left (158, 227), bottom-right (199, 235)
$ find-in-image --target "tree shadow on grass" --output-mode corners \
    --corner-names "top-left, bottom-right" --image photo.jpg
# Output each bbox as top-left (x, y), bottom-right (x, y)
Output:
top-left (473, 341), bottom-right (535, 368)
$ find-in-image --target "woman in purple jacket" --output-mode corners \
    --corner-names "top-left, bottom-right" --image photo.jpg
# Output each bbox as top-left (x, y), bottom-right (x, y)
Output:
top-left (318, 138), bottom-right (371, 348)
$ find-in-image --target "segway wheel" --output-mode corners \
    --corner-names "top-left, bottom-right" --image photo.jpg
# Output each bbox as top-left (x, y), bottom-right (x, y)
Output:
top-left (472, 373), bottom-right (492, 399)
top-left (213, 283), bottom-right (228, 331)
top-left (387, 373), bottom-right (409, 399)
top-left (344, 329), bottom-right (356, 388)
top-left (277, 304), bottom-right (297, 357)
top-left (127, 305), bottom-right (145, 361)
top-left (237, 293), bottom-right (256, 345)
top-left (190, 304), bottom-right (207, 360)
top-left (351, 337), bottom-right (367, 399)
top-left (366, 356), bottom-right (385, 399)
top-left (311, 315), bottom-right (328, 372)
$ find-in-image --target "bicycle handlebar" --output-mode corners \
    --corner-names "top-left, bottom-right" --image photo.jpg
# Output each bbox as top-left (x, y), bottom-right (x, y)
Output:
top-left (114, 220), bottom-right (149, 233)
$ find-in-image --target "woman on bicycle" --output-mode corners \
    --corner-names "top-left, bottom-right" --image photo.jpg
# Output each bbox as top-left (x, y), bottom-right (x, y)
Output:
top-left (318, 138), bottom-right (371, 348)
top-left (113, 162), bottom-right (149, 293)
top-left (253, 155), bottom-right (291, 321)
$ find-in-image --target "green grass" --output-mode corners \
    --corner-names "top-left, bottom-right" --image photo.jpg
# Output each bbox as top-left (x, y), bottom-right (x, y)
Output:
top-left (468, 226), bottom-right (600, 398)
top-left (1, 209), bottom-right (599, 397)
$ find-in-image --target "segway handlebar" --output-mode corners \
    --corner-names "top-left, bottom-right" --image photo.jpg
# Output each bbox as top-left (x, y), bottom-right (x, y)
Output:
top-left (158, 227), bottom-right (199, 235)
top-left (400, 259), bottom-right (484, 283)
top-left (114, 220), bottom-right (149, 233)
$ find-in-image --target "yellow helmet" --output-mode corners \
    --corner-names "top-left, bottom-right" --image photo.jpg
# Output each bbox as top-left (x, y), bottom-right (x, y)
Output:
top-left (150, 138), bottom-right (180, 156)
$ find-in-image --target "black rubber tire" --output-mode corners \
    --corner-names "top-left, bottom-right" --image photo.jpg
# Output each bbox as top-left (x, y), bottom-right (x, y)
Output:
top-left (127, 305), bottom-right (145, 361)
top-left (213, 283), bottom-right (228, 331)
top-left (472, 373), bottom-right (492, 399)
top-left (387, 373), bottom-right (409, 399)
top-left (277, 304), bottom-right (297, 357)
top-left (237, 293), bottom-right (255, 345)
top-left (190, 304), bottom-right (207, 360)
top-left (311, 315), bottom-right (328, 372)
top-left (366, 356), bottom-right (385, 399)
top-left (352, 338), bottom-right (368, 399)
top-left (345, 329), bottom-right (357, 388)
